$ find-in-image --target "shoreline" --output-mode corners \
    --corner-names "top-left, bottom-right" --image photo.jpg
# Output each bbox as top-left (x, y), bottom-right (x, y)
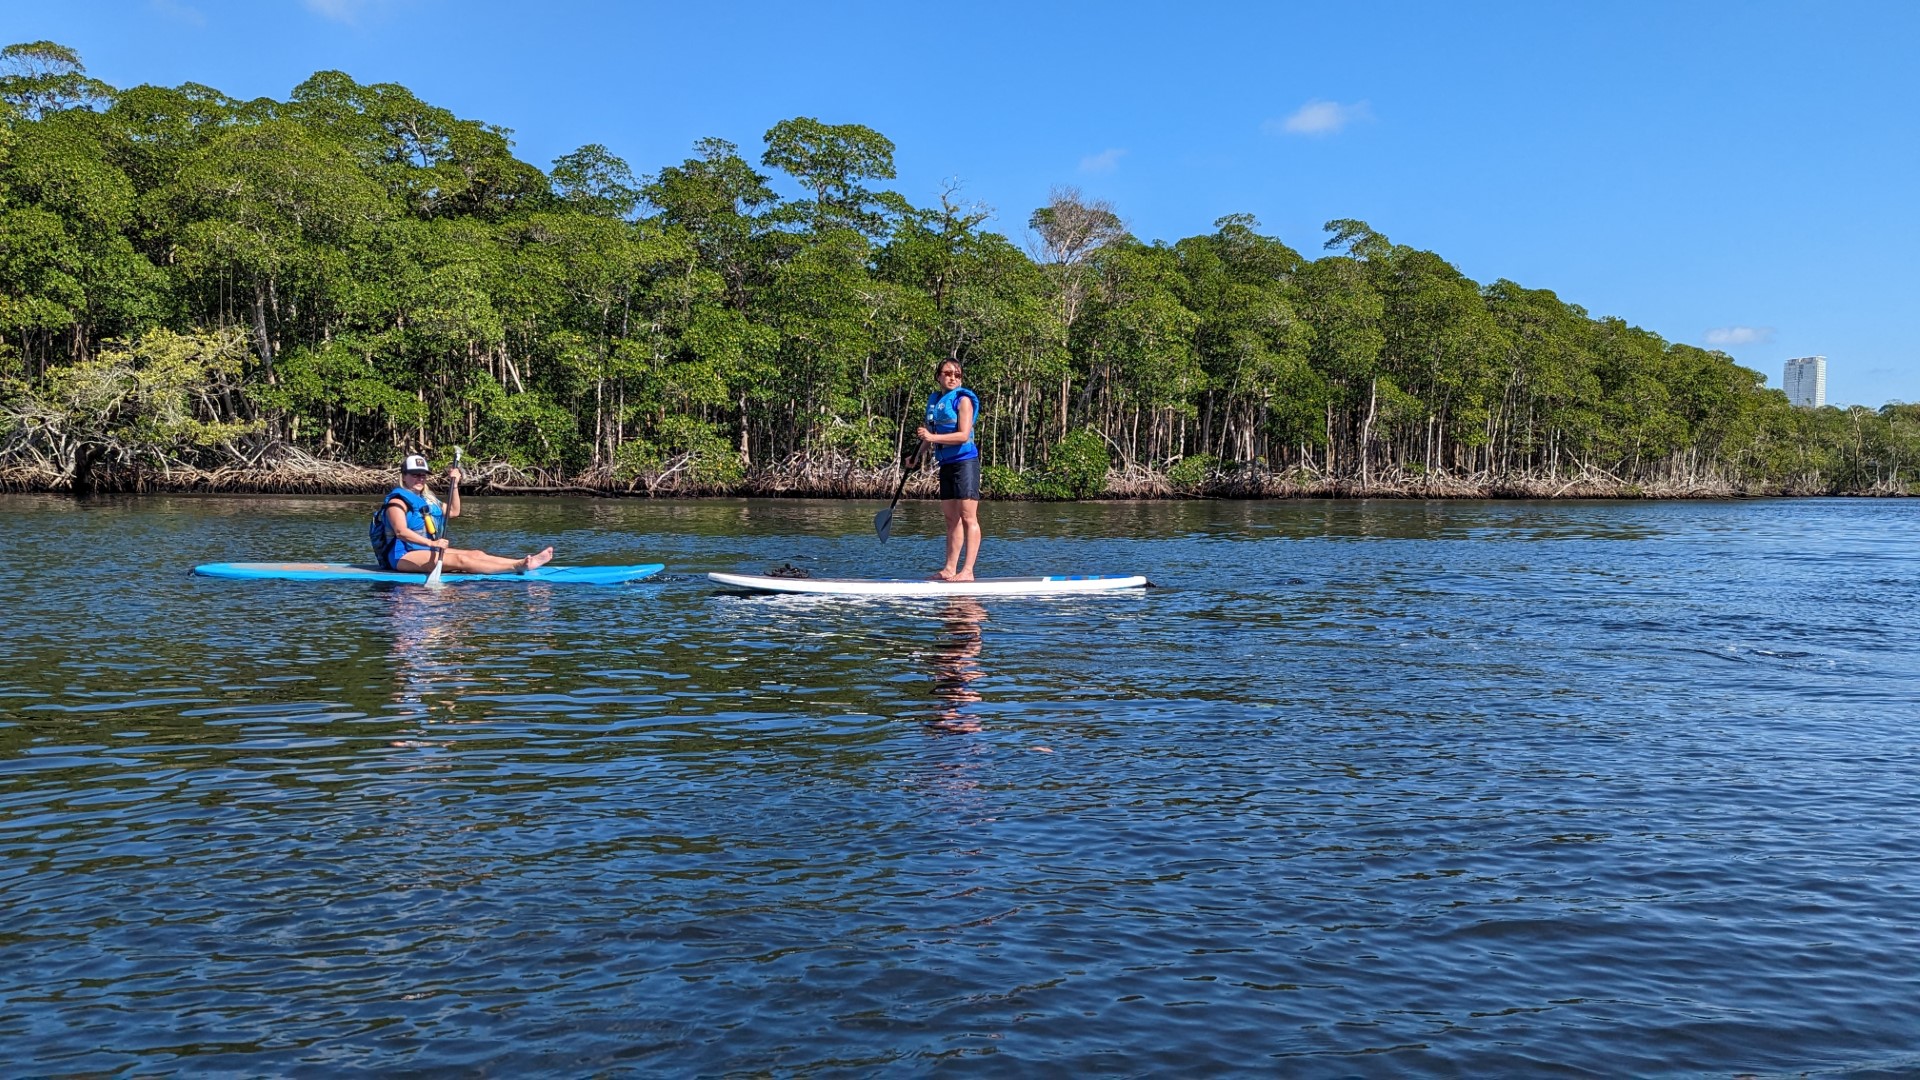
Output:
top-left (1, 461), bottom-right (1896, 500)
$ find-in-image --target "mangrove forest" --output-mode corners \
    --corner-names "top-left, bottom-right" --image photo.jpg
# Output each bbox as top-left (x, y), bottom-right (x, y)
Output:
top-left (3, 41), bottom-right (1915, 497)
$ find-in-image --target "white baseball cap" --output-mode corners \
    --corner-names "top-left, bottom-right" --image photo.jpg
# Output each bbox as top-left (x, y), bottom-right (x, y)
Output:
top-left (401, 454), bottom-right (430, 473)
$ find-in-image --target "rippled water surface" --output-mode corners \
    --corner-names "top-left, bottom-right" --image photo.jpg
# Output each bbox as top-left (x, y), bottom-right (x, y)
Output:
top-left (3, 494), bottom-right (1919, 1075)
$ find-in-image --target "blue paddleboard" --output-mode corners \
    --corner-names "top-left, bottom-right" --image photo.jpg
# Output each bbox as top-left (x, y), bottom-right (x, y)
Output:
top-left (193, 562), bottom-right (665, 586)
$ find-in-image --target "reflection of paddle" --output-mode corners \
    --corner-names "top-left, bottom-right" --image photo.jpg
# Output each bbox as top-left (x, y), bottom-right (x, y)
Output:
top-left (874, 448), bottom-right (922, 543)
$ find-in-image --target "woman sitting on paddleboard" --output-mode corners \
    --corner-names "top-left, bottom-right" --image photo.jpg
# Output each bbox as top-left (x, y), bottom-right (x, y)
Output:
top-left (372, 454), bottom-right (554, 574)
top-left (916, 359), bottom-right (982, 582)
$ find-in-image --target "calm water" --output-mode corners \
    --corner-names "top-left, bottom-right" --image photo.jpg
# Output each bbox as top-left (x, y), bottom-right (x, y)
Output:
top-left (3, 494), bottom-right (1918, 1075)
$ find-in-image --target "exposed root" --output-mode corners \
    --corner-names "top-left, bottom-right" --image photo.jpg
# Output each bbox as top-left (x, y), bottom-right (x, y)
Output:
top-left (0, 449), bottom-right (1883, 499)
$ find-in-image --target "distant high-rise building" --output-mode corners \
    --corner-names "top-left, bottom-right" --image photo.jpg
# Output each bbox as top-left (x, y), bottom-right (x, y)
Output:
top-left (1784, 356), bottom-right (1826, 407)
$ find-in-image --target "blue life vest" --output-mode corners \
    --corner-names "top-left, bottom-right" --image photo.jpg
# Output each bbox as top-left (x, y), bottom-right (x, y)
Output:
top-left (368, 487), bottom-right (444, 570)
top-left (924, 387), bottom-right (981, 465)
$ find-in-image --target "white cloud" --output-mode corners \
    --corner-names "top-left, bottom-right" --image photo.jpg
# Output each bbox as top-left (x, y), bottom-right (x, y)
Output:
top-left (151, 0), bottom-right (206, 25)
top-left (1264, 99), bottom-right (1373, 137)
top-left (303, 0), bottom-right (377, 23)
top-left (1704, 326), bottom-right (1775, 347)
top-left (1079, 148), bottom-right (1127, 174)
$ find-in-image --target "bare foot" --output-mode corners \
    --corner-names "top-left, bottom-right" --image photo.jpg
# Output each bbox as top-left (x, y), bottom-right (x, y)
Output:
top-left (951, 570), bottom-right (975, 582)
top-left (930, 568), bottom-right (958, 581)
top-left (522, 547), bottom-right (554, 571)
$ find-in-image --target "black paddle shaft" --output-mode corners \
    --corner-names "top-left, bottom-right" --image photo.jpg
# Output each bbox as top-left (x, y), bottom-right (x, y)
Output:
top-left (873, 449), bottom-right (922, 543)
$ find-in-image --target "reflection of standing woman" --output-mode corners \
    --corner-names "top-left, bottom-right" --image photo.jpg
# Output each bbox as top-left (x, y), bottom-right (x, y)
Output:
top-left (916, 359), bottom-right (982, 582)
top-left (929, 597), bottom-right (987, 732)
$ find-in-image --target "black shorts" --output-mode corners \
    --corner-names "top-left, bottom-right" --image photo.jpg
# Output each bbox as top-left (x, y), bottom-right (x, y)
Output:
top-left (938, 456), bottom-right (981, 501)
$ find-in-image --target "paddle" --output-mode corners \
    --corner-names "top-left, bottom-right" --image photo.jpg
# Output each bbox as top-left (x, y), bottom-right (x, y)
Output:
top-left (874, 447), bottom-right (922, 543)
top-left (424, 447), bottom-right (460, 586)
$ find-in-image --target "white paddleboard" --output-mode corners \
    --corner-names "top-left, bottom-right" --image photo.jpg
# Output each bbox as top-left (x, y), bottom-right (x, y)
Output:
top-left (708, 571), bottom-right (1149, 597)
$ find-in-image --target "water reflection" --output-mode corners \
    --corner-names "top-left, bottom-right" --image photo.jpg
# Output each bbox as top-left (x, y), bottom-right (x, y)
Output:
top-left (928, 598), bottom-right (987, 733)
top-left (378, 586), bottom-right (562, 734)
top-left (384, 588), bottom-right (468, 726)
top-left (7, 495), bottom-right (1920, 1075)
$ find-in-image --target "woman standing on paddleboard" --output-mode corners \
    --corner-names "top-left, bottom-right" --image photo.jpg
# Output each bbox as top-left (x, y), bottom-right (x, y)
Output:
top-left (916, 360), bottom-right (982, 582)
top-left (373, 454), bottom-right (554, 574)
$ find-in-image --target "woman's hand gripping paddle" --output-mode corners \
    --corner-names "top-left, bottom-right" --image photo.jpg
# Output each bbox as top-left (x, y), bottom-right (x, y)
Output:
top-left (874, 448), bottom-right (922, 543)
top-left (424, 447), bottom-right (460, 586)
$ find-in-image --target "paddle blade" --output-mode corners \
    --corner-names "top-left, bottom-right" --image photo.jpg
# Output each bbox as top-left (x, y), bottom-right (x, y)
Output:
top-left (874, 507), bottom-right (894, 543)
top-left (425, 549), bottom-right (445, 586)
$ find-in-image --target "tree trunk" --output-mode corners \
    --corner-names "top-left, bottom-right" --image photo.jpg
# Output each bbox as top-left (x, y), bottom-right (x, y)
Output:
top-left (250, 285), bottom-right (275, 375)
top-left (1359, 377), bottom-right (1378, 487)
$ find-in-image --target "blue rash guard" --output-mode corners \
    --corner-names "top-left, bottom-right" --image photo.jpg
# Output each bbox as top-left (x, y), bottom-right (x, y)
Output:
top-left (370, 487), bottom-right (445, 570)
top-left (924, 387), bottom-right (981, 465)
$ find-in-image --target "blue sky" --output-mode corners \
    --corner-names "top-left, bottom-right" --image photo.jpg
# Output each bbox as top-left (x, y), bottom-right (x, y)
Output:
top-left (8, 0), bottom-right (1916, 405)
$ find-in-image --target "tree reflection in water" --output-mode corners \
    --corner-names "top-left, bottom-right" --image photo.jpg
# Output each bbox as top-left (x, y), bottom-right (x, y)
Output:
top-left (928, 597), bottom-right (987, 733)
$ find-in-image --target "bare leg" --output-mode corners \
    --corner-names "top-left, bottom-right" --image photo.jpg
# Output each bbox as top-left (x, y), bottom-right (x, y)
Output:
top-left (954, 499), bottom-right (980, 581)
top-left (393, 546), bottom-right (553, 574)
top-left (933, 501), bottom-right (964, 580)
